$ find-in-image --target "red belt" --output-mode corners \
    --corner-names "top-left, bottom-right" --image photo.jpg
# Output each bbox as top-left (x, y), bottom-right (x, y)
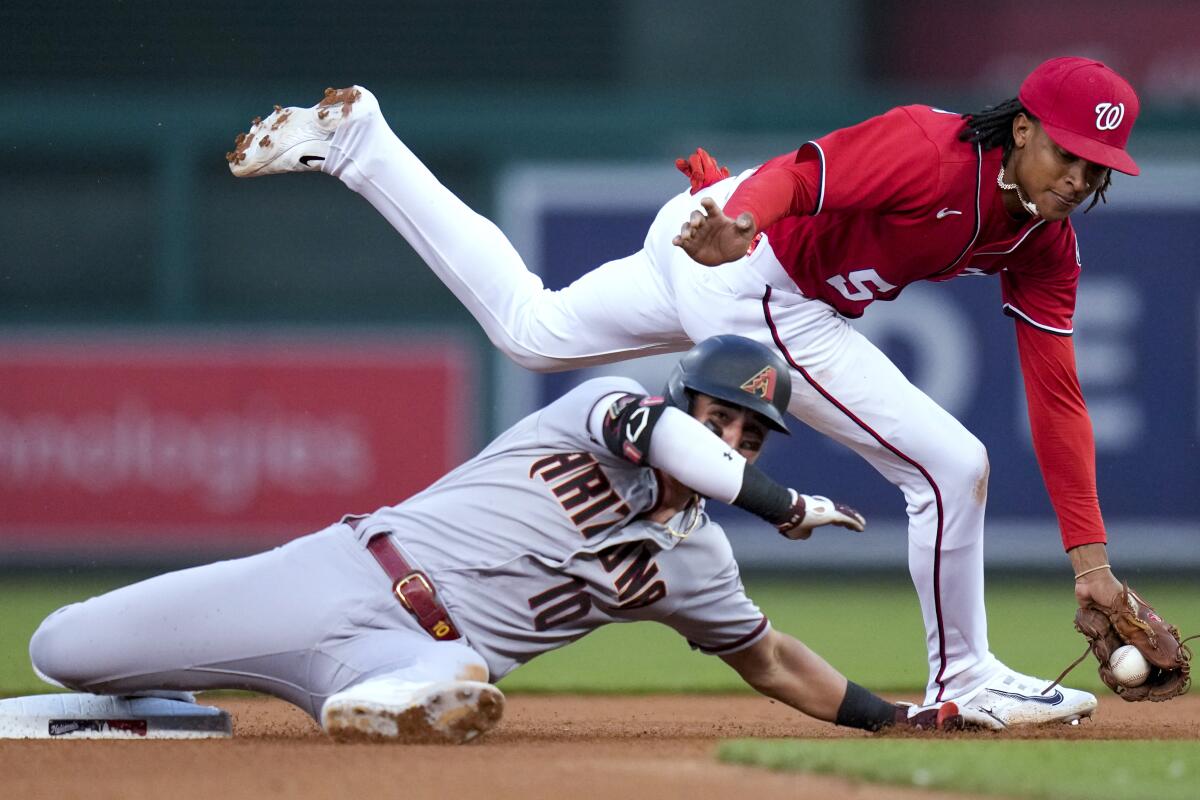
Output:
top-left (349, 519), bottom-right (461, 642)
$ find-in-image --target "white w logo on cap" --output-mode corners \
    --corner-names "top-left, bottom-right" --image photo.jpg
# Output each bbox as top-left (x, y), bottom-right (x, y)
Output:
top-left (1094, 102), bottom-right (1125, 131)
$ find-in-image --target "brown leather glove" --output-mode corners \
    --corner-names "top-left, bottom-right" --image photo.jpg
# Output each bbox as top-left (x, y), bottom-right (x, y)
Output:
top-left (1074, 583), bottom-right (1192, 702)
top-left (675, 147), bottom-right (730, 195)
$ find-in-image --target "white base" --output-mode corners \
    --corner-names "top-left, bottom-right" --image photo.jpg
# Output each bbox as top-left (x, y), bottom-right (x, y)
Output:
top-left (0, 693), bottom-right (232, 740)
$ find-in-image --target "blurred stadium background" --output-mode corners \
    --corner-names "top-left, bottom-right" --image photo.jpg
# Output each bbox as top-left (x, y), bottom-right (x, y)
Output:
top-left (1, 0), bottom-right (1196, 624)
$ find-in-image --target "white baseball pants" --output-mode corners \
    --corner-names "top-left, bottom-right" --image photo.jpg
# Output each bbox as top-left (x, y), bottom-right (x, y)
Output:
top-left (325, 105), bottom-right (1000, 703)
top-left (29, 523), bottom-right (489, 720)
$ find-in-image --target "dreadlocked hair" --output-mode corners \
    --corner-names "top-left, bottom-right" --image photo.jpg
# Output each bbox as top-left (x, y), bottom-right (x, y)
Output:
top-left (959, 97), bottom-right (1112, 212)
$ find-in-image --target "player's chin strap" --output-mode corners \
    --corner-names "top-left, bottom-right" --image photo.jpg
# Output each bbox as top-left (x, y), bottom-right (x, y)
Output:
top-left (1042, 633), bottom-right (1199, 696)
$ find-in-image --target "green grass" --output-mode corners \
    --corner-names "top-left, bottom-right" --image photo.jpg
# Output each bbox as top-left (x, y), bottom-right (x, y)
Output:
top-left (718, 739), bottom-right (1200, 800)
top-left (500, 574), bottom-right (1199, 694)
top-left (1, 573), bottom-right (1197, 696)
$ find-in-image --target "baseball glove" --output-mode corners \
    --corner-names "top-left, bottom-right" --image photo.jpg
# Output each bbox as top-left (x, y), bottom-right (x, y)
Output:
top-left (1068, 583), bottom-right (1194, 702)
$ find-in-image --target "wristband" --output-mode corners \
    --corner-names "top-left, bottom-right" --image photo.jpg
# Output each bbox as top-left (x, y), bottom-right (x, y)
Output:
top-left (1073, 564), bottom-right (1111, 581)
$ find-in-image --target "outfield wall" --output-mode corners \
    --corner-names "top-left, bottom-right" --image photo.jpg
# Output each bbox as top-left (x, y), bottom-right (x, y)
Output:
top-left (0, 331), bottom-right (477, 561)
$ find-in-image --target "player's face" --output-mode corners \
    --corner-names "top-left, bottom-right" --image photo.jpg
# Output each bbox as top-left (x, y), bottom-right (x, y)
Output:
top-left (1010, 115), bottom-right (1109, 222)
top-left (690, 394), bottom-right (769, 463)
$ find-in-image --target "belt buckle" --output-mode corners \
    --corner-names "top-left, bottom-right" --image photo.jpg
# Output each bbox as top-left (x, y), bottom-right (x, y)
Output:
top-left (393, 572), bottom-right (433, 611)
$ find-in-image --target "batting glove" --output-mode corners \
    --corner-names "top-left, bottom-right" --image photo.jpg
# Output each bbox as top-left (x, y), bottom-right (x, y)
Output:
top-left (777, 491), bottom-right (866, 540)
top-left (675, 147), bottom-right (730, 195)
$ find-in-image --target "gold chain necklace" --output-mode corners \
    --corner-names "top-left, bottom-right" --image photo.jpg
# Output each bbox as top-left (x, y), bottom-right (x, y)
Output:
top-left (997, 165), bottom-right (1039, 217)
top-left (665, 496), bottom-right (703, 540)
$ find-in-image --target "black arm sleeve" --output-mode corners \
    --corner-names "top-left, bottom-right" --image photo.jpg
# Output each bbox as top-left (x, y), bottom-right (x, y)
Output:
top-left (734, 463), bottom-right (796, 525)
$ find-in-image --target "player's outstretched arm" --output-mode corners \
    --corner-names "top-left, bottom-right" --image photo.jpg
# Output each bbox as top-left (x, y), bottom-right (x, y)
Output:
top-left (646, 409), bottom-right (865, 536)
top-left (722, 631), bottom-right (963, 731)
top-left (721, 629), bottom-right (848, 722)
top-left (599, 397), bottom-right (865, 536)
top-left (672, 197), bottom-right (757, 266)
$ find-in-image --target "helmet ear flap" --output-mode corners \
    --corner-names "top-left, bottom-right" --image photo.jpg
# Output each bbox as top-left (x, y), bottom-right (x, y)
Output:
top-left (682, 388), bottom-right (697, 415)
top-left (663, 363), bottom-right (689, 412)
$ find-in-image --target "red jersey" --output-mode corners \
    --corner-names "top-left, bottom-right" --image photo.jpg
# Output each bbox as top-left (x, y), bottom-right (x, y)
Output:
top-left (728, 105), bottom-right (1079, 331)
top-left (724, 105), bottom-right (1106, 550)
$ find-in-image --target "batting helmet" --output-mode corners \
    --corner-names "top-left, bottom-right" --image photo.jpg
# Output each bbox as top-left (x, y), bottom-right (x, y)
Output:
top-left (664, 335), bottom-right (792, 434)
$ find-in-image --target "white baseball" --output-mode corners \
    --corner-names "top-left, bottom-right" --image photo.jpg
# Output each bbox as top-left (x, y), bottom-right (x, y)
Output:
top-left (1109, 644), bottom-right (1151, 687)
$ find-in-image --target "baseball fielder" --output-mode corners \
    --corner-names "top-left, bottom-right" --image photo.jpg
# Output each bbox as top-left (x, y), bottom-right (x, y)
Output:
top-left (221, 56), bottom-right (1150, 727)
top-left (14, 336), bottom-right (968, 741)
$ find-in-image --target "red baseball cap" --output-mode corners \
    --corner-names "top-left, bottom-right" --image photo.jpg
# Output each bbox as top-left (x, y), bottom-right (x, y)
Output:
top-left (1019, 56), bottom-right (1140, 176)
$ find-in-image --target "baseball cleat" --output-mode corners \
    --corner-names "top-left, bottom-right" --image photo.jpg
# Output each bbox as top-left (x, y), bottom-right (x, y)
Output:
top-left (952, 666), bottom-right (1097, 730)
top-left (321, 678), bottom-right (505, 744)
top-left (0, 693), bottom-right (232, 739)
top-left (226, 85), bottom-right (376, 178)
top-left (893, 700), bottom-right (965, 731)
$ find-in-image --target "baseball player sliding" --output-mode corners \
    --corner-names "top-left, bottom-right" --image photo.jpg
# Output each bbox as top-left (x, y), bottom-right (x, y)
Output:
top-left (216, 56), bottom-right (1195, 725)
top-left (8, 336), bottom-right (966, 741)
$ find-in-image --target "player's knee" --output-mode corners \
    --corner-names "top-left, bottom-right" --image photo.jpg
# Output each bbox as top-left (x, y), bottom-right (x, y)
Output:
top-left (487, 329), bottom-right (580, 372)
top-left (29, 604), bottom-right (93, 689)
top-left (972, 449), bottom-right (991, 505)
top-left (451, 648), bottom-right (491, 683)
top-left (418, 641), bottom-right (491, 684)
top-left (940, 433), bottom-right (989, 504)
top-left (485, 295), bottom-right (605, 372)
top-left (500, 343), bottom-right (567, 372)
top-left (476, 318), bottom-right (559, 371)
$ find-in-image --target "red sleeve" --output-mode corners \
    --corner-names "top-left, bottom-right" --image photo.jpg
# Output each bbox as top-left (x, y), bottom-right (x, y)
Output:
top-left (1014, 321), bottom-right (1107, 550)
top-left (1000, 223), bottom-right (1080, 334)
top-left (723, 153), bottom-right (820, 230)
top-left (723, 106), bottom-right (939, 231)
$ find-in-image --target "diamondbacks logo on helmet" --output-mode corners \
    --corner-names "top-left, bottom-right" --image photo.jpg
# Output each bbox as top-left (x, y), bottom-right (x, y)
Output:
top-left (740, 366), bottom-right (777, 402)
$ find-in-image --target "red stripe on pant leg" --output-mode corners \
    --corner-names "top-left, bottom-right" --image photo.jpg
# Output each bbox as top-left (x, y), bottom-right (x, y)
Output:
top-left (760, 287), bottom-right (951, 701)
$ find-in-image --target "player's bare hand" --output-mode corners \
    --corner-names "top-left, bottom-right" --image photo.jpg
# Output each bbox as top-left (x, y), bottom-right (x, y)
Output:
top-left (1074, 565), bottom-right (1123, 609)
top-left (672, 197), bottom-right (757, 266)
top-left (1069, 543), bottom-right (1123, 609)
top-left (777, 492), bottom-right (866, 540)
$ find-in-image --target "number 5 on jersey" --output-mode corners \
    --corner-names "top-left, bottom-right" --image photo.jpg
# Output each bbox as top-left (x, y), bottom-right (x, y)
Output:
top-left (826, 268), bottom-right (897, 302)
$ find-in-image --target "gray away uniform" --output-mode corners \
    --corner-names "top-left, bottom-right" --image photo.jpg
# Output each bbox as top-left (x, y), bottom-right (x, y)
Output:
top-left (29, 377), bottom-right (769, 720)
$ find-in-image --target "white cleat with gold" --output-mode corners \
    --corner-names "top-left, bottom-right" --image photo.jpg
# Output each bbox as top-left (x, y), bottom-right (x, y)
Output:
top-left (321, 677), bottom-right (505, 744)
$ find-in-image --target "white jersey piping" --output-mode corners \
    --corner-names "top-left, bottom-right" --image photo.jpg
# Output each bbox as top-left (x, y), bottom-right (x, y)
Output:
top-left (1002, 303), bottom-right (1074, 336)
top-left (974, 218), bottom-right (1048, 256)
top-left (806, 141), bottom-right (827, 216)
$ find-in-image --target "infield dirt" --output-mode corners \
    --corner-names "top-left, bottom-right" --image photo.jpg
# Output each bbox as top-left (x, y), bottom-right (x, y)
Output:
top-left (1, 694), bottom-right (1196, 800)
